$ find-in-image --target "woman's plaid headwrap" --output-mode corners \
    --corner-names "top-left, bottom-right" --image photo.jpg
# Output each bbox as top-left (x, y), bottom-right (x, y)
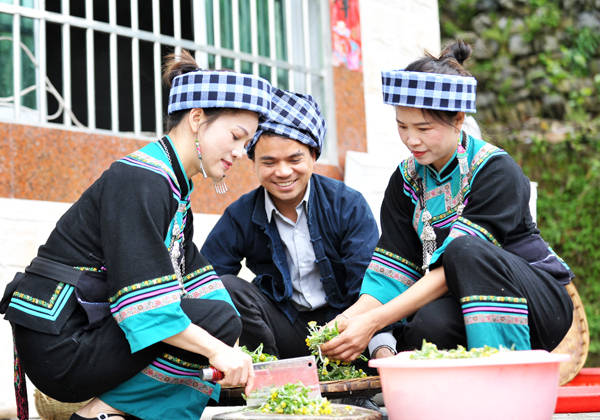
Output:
top-left (381, 70), bottom-right (477, 113)
top-left (168, 70), bottom-right (272, 118)
top-left (246, 87), bottom-right (327, 159)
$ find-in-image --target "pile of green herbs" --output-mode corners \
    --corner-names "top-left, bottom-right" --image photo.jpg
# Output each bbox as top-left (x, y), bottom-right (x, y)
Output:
top-left (305, 321), bottom-right (368, 381)
top-left (410, 340), bottom-right (506, 360)
top-left (256, 382), bottom-right (335, 416)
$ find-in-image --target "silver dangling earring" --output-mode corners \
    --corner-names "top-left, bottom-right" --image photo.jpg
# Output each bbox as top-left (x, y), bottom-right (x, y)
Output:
top-left (213, 176), bottom-right (228, 194)
top-left (194, 138), bottom-right (228, 194)
top-left (194, 139), bottom-right (208, 179)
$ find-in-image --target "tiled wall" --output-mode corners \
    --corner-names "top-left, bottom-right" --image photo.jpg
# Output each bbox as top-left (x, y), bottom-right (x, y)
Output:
top-left (332, 65), bottom-right (368, 171)
top-left (0, 119), bottom-right (361, 213)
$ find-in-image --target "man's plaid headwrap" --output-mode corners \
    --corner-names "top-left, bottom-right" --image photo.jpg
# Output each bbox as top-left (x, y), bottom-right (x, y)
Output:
top-left (246, 87), bottom-right (327, 159)
top-left (381, 70), bottom-right (477, 113)
top-left (167, 70), bottom-right (272, 118)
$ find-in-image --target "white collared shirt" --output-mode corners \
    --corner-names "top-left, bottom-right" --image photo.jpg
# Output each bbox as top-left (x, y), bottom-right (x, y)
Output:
top-left (264, 183), bottom-right (326, 310)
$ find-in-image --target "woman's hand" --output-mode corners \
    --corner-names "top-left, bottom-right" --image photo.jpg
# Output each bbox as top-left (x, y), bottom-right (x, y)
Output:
top-left (326, 313), bottom-right (349, 330)
top-left (320, 268), bottom-right (449, 362)
top-left (162, 325), bottom-right (255, 394)
top-left (209, 344), bottom-right (255, 394)
top-left (320, 313), bottom-right (378, 362)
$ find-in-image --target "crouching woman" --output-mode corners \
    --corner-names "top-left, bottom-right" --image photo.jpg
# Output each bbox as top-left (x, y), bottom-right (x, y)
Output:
top-left (1, 51), bottom-right (272, 420)
top-left (322, 41), bottom-right (573, 362)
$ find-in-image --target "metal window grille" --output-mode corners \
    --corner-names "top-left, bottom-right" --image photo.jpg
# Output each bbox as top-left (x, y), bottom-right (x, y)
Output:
top-left (0, 0), bottom-right (337, 162)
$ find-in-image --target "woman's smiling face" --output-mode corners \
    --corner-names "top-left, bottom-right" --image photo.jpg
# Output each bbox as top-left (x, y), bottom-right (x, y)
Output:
top-left (395, 106), bottom-right (464, 172)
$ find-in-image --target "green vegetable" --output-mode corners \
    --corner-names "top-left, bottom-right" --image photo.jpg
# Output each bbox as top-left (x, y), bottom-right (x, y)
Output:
top-left (257, 382), bottom-right (335, 415)
top-left (240, 343), bottom-right (278, 363)
top-left (410, 339), bottom-right (510, 360)
top-left (305, 321), bottom-right (368, 381)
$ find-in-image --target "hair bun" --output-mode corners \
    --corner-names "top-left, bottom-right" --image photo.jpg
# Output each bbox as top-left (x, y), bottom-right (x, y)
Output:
top-left (440, 40), bottom-right (472, 66)
top-left (162, 49), bottom-right (201, 88)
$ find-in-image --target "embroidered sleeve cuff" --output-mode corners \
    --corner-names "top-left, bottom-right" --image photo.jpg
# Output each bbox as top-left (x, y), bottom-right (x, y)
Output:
top-left (119, 302), bottom-right (192, 353)
top-left (360, 269), bottom-right (404, 304)
top-left (360, 248), bottom-right (421, 304)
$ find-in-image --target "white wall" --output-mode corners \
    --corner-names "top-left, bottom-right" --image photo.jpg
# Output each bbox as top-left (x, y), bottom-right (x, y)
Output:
top-left (0, 199), bottom-right (70, 417)
top-left (346, 0), bottom-right (440, 222)
top-left (359, 0), bottom-right (441, 159)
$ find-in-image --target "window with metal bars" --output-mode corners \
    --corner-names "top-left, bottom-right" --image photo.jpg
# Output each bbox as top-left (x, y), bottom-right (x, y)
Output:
top-left (0, 0), bottom-right (336, 161)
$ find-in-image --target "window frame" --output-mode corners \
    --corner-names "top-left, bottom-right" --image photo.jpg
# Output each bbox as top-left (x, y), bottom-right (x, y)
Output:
top-left (0, 0), bottom-right (337, 163)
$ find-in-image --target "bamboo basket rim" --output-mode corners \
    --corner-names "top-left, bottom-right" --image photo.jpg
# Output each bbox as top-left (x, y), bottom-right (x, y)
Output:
top-left (551, 282), bottom-right (589, 385)
top-left (34, 389), bottom-right (90, 420)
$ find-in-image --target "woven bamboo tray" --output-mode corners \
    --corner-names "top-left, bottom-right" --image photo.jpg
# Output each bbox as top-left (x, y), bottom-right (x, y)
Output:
top-left (212, 403), bottom-right (382, 419)
top-left (319, 376), bottom-right (381, 399)
top-left (34, 389), bottom-right (90, 420)
top-left (218, 376), bottom-right (381, 406)
top-left (551, 282), bottom-right (590, 385)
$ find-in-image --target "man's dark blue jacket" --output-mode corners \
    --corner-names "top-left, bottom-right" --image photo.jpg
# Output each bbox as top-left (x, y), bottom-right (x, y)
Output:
top-left (201, 174), bottom-right (379, 322)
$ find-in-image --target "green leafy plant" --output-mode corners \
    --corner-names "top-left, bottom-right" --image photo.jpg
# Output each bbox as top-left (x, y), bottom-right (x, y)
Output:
top-left (454, 0), bottom-right (479, 28)
top-left (256, 382), bottom-right (338, 415)
top-left (564, 27), bottom-right (600, 76)
top-left (240, 343), bottom-right (278, 363)
top-left (481, 20), bottom-right (512, 46)
top-left (539, 53), bottom-right (569, 86)
top-left (410, 340), bottom-right (509, 360)
top-left (305, 321), bottom-right (368, 381)
top-left (523, 1), bottom-right (561, 41)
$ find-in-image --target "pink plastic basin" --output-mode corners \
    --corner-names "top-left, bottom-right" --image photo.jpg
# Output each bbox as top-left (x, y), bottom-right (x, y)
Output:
top-left (369, 350), bottom-right (569, 420)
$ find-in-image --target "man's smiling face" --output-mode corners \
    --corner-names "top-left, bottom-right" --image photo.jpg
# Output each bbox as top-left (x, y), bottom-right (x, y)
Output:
top-left (252, 134), bottom-right (316, 213)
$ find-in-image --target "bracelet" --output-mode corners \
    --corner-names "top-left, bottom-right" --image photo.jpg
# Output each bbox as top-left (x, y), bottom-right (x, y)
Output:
top-left (338, 313), bottom-right (349, 320)
top-left (372, 345), bottom-right (397, 357)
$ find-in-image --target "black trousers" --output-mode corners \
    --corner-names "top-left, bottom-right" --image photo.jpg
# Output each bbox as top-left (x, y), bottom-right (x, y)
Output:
top-left (14, 298), bottom-right (241, 402)
top-left (393, 236), bottom-right (573, 352)
top-left (221, 274), bottom-right (339, 359)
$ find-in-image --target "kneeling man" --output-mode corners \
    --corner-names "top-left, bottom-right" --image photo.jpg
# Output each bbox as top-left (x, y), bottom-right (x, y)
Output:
top-left (201, 88), bottom-right (378, 359)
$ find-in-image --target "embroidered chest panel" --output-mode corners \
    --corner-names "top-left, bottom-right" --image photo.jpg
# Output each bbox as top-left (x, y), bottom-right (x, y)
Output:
top-left (401, 138), bottom-right (503, 236)
top-left (119, 145), bottom-right (191, 259)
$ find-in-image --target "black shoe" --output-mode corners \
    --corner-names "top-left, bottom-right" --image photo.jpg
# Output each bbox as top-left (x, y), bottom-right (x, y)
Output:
top-left (340, 396), bottom-right (382, 413)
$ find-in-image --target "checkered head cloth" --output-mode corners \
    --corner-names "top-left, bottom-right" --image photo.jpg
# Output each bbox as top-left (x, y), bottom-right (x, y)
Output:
top-left (381, 70), bottom-right (477, 113)
top-left (167, 70), bottom-right (272, 117)
top-left (247, 87), bottom-right (327, 159)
